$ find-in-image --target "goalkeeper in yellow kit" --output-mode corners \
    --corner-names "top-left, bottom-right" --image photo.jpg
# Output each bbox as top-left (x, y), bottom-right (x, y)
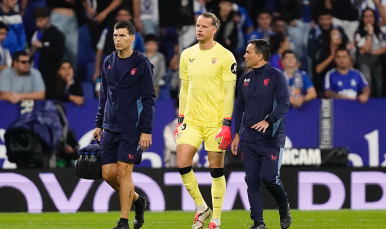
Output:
top-left (174, 12), bottom-right (237, 229)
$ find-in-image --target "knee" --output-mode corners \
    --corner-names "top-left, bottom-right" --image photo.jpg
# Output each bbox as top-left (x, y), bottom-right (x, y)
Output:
top-left (261, 175), bottom-right (277, 187)
top-left (245, 175), bottom-right (261, 189)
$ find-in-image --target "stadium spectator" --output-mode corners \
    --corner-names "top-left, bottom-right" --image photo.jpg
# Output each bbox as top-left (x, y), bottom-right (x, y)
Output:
top-left (47, 0), bottom-right (83, 70)
top-left (269, 33), bottom-right (290, 70)
top-left (0, 22), bottom-right (12, 71)
top-left (181, 0), bottom-right (208, 49)
top-left (279, 0), bottom-right (313, 65)
top-left (143, 34), bottom-right (165, 98)
top-left (282, 50), bottom-right (316, 108)
top-left (325, 48), bottom-right (370, 104)
top-left (214, 0), bottom-right (238, 52)
top-left (272, 16), bottom-right (296, 54)
top-left (93, 6), bottom-right (145, 82)
top-left (133, 0), bottom-right (159, 35)
top-left (31, 7), bottom-right (65, 100)
top-left (308, 9), bottom-right (348, 95)
top-left (51, 60), bottom-right (84, 106)
top-left (0, 51), bottom-right (45, 104)
top-left (325, 0), bottom-right (359, 43)
top-left (355, 8), bottom-right (386, 98)
top-left (0, 0), bottom-right (27, 56)
top-left (163, 99), bottom-right (200, 167)
top-left (359, 0), bottom-right (386, 34)
top-left (21, 0), bottom-right (47, 44)
top-left (232, 2), bottom-right (254, 34)
top-left (246, 8), bottom-right (275, 42)
top-left (83, 0), bottom-right (122, 50)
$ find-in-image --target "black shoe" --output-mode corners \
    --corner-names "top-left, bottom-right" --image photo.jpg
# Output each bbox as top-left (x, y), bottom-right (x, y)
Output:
top-left (133, 196), bottom-right (150, 229)
top-left (112, 222), bottom-right (130, 229)
top-left (250, 222), bottom-right (266, 229)
top-left (279, 203), bottom-right (292, 229)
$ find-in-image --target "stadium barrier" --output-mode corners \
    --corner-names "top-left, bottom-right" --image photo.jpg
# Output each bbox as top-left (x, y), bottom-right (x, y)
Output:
top-left (0, 99), bottom-right (385, 168)
top-left (0, 167), bottom-right (385, 213)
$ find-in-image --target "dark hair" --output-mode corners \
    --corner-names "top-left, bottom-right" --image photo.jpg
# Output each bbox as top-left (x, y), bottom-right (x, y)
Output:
top-left (200, 12), bottom-right (221, 30)
top-left (358, 8), bottom-right (382, 39)
top-left (13, 51), bottom-right (29, 62)
top-left (282, 50), bottom-right (296, 59)
top-left (248, 39), bottom-right (271, 61)
top-left (144, 34), bottom-right (158, 43)
top-left (269, 33), bottom-right (285, 53)
top-left (56, 60), bottom-right (74, 97)
top-left (34, 7), bottom-right (50, 20)
top-left (117, 5), bottom-right (131, 14)
top-left (114, 20), bottom-right (136, 35)
top-left (0, 21), bottom-right (8, 31)
top-left (272, 16), bottom-right (285, 24)
top-left (318, 8), bottom-right (332, 17)
top-left (335, 47), bottom-right (350, 56)
top-left (257, 8), bottom-right (271, 18)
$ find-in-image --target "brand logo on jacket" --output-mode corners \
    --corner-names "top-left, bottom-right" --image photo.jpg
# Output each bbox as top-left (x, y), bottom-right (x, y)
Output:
top-left (131, 68), bottom-right (137, 75)
top-left (271, 155), bottom-right (277, 161)
top-left (108, 65), bottom-right (111, 70)
top-left (264, 79), bottom-right (270, 86)
top-left (244, 78), bottom-right (250, 86)
top-left (128, 154), bottom-right (134, 159)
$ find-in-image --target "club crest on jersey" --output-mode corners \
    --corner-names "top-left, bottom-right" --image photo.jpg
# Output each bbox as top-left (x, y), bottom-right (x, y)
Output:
top-left (264, 79), bottom-right (270, 86)
top-left (212, 58), bottom-right (218, 64)
top-left (244, 78), bottom-right (250, 86)
top-left (131, 68), bottom-right (137, 75)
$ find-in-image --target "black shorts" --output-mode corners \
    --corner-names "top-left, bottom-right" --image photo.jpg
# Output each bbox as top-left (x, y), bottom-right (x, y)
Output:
top-left (101, 130), bottom-right (142, 165)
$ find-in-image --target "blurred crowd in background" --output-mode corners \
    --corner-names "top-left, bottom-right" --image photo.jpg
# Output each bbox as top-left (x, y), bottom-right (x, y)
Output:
top-left (0, 0), bottom-right (385, 167)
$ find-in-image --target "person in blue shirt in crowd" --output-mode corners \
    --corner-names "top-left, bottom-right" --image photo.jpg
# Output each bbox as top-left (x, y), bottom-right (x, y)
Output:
top-left (93, 20), bottom-right (155, 229)
top-left (0, 0), bottom-right (27, 56)
top-left (0, 21), bottom-right (11, 72)
top-left (325, 47), bottom-right (370, 104)
top-left (269, 33), bottom-right (290, 71)
top-left (246, 8), bottom-right (275, 42)
top-left (282, 50), bottom-right (317, 108)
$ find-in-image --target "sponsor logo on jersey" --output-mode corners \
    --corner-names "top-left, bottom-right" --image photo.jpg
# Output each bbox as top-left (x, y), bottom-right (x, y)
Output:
top-left (231, 63), bottom-right (237, 74)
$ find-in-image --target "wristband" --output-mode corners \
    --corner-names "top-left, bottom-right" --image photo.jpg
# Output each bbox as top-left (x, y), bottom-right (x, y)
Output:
top-left (178, 115), bottom-right (184, 124)
top-left (222, 118), bottom-right (231, 127)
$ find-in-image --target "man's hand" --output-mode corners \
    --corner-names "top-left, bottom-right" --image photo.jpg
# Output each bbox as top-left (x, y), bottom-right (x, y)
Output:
top-left (215, 118), bottom-right (232, 150)
top-left (358, 94), bottom-right (369, 104)
top-left (32, 40), bottom-right (43, 48)
top-left (139, 133), bottom-right (152, 151)
top-left (174, 115), bottom-right (184, 142)
top-left (65, 144), bottom-right (74, 154)
top-left (251, 120), bottom-right (269, 133)
top-left (93, 70), bottom-right (100, 83)
top-left (290, 96), bottom-right (304, 108)
top-left (231, 134), bottom-right (240, 155)
top-left (9, 93), bottom-right (21, 104)
top-left (93, 128), bottom-right (103, 141)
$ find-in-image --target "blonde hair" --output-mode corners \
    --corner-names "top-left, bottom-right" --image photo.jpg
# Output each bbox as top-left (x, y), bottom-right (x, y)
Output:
top-left (200, 12), bottom-right (221, 30)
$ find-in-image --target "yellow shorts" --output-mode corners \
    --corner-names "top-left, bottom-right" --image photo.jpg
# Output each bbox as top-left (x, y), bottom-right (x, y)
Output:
top-left (177, 123), bottom-right (223, 152)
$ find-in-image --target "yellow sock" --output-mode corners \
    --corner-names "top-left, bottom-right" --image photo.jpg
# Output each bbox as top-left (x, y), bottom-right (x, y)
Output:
top-left (181, 170), bottom-right (205, 207)
top-left (211, 175), bottom-right (226, 219)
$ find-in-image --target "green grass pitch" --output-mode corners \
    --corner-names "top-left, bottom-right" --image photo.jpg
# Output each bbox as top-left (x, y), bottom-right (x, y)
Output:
top-left (0, 210), bottom-right (385, 228)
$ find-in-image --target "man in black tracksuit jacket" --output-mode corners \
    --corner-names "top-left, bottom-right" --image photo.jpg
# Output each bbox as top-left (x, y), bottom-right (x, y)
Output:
top-left (231, 39), bottom-right (291, 229)
top-left (93, 20), bottom-right (155, 229)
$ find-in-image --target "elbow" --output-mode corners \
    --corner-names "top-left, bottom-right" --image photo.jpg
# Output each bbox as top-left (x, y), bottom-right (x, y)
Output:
top-left (38, 91), bottom-right (45, 100)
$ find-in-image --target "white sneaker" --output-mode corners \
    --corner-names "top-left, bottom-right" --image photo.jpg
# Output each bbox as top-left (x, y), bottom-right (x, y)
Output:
top-left (192, 207), bottom-right (212, 229)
